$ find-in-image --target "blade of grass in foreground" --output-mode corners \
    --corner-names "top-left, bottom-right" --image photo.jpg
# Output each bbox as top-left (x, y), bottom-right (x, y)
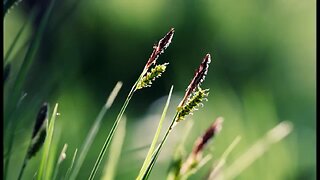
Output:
top-left (136, 86), bottom-right (173, 179)
top-left (87, 75), bottom-right (143, 180)
top-left (88, 28), bottom-right (174, 180)
top-left (101, 117), bottom-right (127, 180)
top-left (140, 113), bottom-right (179, 180)
top-left (215, 121), bottom-right (293, 180)
top-left (45, 128), bottom-right (62, 180)
top-left (37, 103), bottom-right (59, 180)
top-left (69, 82), bottom-right (122, 180)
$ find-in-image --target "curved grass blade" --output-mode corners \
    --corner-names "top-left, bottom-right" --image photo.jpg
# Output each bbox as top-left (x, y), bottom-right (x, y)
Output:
top-left (141, 113), bottom-right (179, 180)
top-left (88, 85), bottom-right (136, 180)
top-left (136, 86), bottom-right (174, 179)
top-left (69, 82), bottom-right (122, 180)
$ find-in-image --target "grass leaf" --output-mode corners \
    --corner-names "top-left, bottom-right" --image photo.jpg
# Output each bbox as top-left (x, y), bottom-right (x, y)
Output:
top-left (88, 80), bottom-right (138, 180)
top-left (37, 103), bottom-right (59, 180)
top-left (136, 85), bottom-right (174, 179)
top-left (141, 111), bottom-right (179, 180)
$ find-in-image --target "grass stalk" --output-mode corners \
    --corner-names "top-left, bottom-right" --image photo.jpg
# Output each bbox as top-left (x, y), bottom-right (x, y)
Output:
top-left (52, 144), bottom-right (68, 180)
top-left (140, 112), bottom-right (179, 180)
top-left (69, 82), bottom-right (122, 180)
top-left (136, 86), bottom-right (174, 179)
top-left (88, 70), bottom-right (146, 180)
top-left (17, 156), bottom-right (28, 180)
top-left (64, 148), bottom-right (78, 180)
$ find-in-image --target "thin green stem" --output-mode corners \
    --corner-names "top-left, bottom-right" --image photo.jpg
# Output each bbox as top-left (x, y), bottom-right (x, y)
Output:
top-left (88, 71), bottom-right (145, 180)
top-left (64, 148), bottom-right (78, 180)
top-left (88, 89), bottom-right (134, 180)
top-left (69, 82), bottom-right (122, 180)
top-left (141, 113), bottom-right (179, 180)
top-left (137, 86), bottom-right (173, 179)
top-left (17, 157), bottom-right (28, 180)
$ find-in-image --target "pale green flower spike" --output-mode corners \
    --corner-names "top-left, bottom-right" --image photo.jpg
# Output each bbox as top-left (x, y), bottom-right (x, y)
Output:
top-left (136, 63), bottom-right (169, 90)
top-left (176, 87), bottom-right (209, 122)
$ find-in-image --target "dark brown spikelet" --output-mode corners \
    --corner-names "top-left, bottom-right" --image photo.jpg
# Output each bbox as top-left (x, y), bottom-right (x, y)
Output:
top-left (145, 28), bottom-right (175, 69)
top-left (32, 103), bottom-right (49, 138)
top-left (179, 54), bottom-right (211, 107)
top-left (179, 117), bottom-right (223, 175)
top-left (27, 103), bottom-right (49, 159)
top-left (193, 117), bottom-right (223, 155)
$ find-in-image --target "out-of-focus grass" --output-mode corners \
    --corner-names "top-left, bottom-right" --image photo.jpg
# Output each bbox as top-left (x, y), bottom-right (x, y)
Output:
top-left (3, 0), bottom-right (315, 179)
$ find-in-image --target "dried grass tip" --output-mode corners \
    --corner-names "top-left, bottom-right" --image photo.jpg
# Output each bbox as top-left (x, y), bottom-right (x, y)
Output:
top-left (176, 87), bottom-right (209, 122)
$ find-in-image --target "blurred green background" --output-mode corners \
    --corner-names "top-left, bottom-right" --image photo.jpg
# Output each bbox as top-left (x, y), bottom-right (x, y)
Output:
top-left (4, 0), bottom-right (316, 179)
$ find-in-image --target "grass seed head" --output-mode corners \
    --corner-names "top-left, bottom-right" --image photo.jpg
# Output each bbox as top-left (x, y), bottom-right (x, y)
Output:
top-left (179, 54), bottom-right (211, 108)
top-left (180, 117), bottom-right (223, 175)
top-left (176, 87), bottom-right (209, 122)
top-left (137, 63), bottom-right (169, 90)
top-left (27, 103), bottom-right (49, 159)
top-left (193, 117), bottom-right (223, 155)
top-left (145, 28), bottom-right (175, 69)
